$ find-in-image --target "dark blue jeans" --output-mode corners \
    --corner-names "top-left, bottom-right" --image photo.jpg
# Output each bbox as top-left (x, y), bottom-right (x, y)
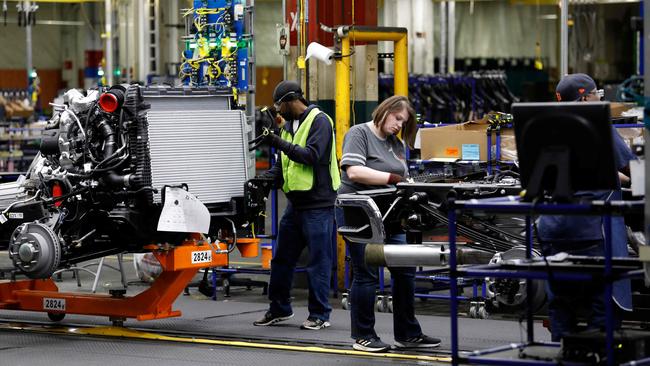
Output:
top-left (544, 240), bottom-right (621, 341)
top-left (336, 208), bottom-right (422, 341)
top-left (268, 203), bottom-right (334, 321)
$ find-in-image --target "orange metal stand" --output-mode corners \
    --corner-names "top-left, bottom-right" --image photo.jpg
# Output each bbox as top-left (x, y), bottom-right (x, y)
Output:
top-left (0, 237), bottom-right (228, 321)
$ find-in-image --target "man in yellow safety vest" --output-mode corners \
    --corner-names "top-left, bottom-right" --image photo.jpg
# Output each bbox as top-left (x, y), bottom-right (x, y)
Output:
top-left (253, 80), bottom-right (340, 331)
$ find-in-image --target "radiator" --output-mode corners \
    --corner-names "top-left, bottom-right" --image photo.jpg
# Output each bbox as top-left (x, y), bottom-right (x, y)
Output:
top-left (143, 89), bottom-right (252, 205)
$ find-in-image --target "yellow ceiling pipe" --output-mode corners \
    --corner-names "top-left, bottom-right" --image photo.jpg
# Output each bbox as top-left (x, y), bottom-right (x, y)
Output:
top-left (334, 25), bottom-right (408, 158)
top-left (4, 0), bottom-right (103, 3)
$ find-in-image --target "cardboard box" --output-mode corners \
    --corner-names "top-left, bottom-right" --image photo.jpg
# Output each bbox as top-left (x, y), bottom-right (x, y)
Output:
top-left (616, 125), bottom-right (644, 150)
top-left (420, 120), bottom-right (514, 161)
top-left (610, 102), bottom-right (637, 118)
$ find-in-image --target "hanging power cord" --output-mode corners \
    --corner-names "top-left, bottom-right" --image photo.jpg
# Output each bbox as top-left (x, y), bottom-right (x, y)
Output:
top-left (298, 0), bottom-right (306, 84)
top-left (28, 2), bottom-right (37, 26)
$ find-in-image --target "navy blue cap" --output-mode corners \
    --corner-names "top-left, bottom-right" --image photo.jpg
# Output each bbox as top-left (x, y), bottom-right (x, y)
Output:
top-left (555, 73), bottom-right (596, 102)
top-left (273, 81), bottom-right (303, 104)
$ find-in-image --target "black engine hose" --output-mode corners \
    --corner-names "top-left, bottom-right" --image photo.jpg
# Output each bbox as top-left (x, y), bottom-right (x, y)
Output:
top-left (95, 119), bottom-right (117, 159)
top-left (94, 117), bottom-right (131, 188)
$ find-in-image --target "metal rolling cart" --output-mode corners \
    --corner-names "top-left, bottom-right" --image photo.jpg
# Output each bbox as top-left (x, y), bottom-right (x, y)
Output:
top-left (446, 197), bottom-right (647, 366)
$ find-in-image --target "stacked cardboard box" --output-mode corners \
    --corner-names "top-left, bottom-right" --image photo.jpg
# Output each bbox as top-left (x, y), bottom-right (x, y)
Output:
top-left (419, 117), bottom-right (516, 162)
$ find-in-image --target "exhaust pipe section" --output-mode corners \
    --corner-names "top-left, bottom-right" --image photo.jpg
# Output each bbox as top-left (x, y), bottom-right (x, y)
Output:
top-left (364, 244), bottom-right (495, 267)
top-left (365, 244), bottom-right (449, 267)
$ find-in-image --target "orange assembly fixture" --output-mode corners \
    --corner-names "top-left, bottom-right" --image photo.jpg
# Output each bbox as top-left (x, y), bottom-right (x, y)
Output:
top-left (0, 236), bottom-right (229, 321)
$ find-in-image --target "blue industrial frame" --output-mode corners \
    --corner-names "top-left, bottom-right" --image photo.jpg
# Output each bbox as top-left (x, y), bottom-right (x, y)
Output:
top-left (446, 197), bottom-right (645, 366)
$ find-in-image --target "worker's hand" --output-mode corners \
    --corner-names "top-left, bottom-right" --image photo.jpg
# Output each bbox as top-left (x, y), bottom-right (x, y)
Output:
top-left (254, 167), bottom-right (276, 181)
top-left (265, 133), bottom-right (292, 153)
top-left (248, 126), bottom-right (277, 151)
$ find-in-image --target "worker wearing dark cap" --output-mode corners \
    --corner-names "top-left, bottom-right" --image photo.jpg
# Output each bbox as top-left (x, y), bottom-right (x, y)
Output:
top-left (539, 73), bottom-right (635, 341)
top-left (554, 73), bottom-right (603, 102)
top-left (253, 80), bottom-right (340, 330)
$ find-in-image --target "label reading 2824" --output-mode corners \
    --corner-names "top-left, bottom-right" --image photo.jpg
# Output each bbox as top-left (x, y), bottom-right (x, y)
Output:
top-left (43, 298), bottom-right (66, 311)
top-left (191, 250), bottom-right (212, 264)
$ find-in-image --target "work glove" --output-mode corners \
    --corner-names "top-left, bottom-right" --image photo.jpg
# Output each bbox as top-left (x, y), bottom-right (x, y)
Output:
top-left (387, 173), bottom-right (405, 184)
top-left (265, 133), bottom-right (293, 153)
top-left (249, 106), bottom-right (281, 152)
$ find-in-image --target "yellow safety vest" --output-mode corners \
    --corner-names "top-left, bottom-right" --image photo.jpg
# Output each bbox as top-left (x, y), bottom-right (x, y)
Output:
top-left (280, 108), bottom-right (341, 193)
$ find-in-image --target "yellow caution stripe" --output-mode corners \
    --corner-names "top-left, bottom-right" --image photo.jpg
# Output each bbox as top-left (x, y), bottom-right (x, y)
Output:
top-left (5, 322), bottom-right (451, 363)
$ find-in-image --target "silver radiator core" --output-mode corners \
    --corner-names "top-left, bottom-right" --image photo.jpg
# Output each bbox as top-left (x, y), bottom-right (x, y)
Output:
top-left (145, 94), bottom-right (251, 205)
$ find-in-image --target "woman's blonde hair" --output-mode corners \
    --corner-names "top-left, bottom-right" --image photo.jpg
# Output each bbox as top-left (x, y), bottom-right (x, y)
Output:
top-left (371, 95), bottom-right (418, 149)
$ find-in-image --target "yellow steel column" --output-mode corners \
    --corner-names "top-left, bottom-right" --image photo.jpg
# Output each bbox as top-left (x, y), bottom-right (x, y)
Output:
top-left (334, 36), bottom-right (351, 159)
top-left (393, 34), bottom-right (408, 96)
top-left (335, 36), bottom-right (350, 293)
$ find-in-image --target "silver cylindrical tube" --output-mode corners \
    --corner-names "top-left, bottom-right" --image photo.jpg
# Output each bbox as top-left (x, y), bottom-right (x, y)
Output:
top-left (365, 244), bottom-right (496, 267)
top-left (365, 244), bottom-right (448, 267)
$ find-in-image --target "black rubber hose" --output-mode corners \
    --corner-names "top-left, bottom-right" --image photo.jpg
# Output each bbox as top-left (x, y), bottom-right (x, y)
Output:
top-left (94, 118), bottom-right (130, 187)
top-left (95, 119), bottom-right (116, 159)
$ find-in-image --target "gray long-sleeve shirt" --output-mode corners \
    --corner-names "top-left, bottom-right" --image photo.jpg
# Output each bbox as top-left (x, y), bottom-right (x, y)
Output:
top-left (338, 122), bottom-right (408, 195)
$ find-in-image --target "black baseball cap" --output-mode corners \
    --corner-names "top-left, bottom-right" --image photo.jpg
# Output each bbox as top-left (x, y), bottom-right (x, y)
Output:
top-left (555, 73), bottom-right (597, 102)
top-left (273, 80), bottom-right (303, 104)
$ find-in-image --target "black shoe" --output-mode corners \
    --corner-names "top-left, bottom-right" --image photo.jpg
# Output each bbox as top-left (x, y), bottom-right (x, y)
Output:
top-left (253, 311), bottom-right (294, 326)
top-left (300, 318), bottom-right (331, 330)
top-left (394, 334), bottom-right (441, 349)
top-left (353, 337), bottom-right (391, 353)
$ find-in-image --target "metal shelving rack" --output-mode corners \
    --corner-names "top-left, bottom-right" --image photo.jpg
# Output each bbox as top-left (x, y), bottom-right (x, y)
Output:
top-left (446, 197), bottom-right (646, 366)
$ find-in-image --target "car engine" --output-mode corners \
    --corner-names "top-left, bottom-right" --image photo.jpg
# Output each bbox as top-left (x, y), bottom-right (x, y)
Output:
top-left (0, 84), bottom-right (266, 279)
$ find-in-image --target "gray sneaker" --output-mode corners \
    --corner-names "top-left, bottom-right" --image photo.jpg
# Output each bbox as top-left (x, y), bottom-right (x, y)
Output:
top-left (353, 337), bottom-right (391, 353)
top-left (394, 334), bottom-right (441, 349)
top-left (300, 318), bottom-right (331, 330)
top-left (253, 311), bottom-right (294, 326)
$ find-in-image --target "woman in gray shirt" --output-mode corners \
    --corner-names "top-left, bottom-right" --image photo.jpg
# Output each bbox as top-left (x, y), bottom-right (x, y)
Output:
top-left (337, 95), bottom-right (441, 352)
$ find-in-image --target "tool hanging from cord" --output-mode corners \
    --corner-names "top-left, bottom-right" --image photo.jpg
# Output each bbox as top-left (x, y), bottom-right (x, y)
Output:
top-left (28, 2), bottom-right (37, 26)
top-left (16, 2), bottom-right (24, 27)
top-left (3, 0), bottom-right (7, 26)
top-left (15, 1), bottom-right (37, 27)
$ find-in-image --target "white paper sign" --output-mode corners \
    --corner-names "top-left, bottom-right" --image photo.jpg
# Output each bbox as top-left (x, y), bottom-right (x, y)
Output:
top-left (157, 187), bottom-right (211, 233)
top-left (276, 24), bottom-right (290, 56)
top-left (43, 298), bottom-right (66, 311)
top-left (191, 250), bottom-right (212, 264)
top-left (630, 159), bottom-right (645, 197)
